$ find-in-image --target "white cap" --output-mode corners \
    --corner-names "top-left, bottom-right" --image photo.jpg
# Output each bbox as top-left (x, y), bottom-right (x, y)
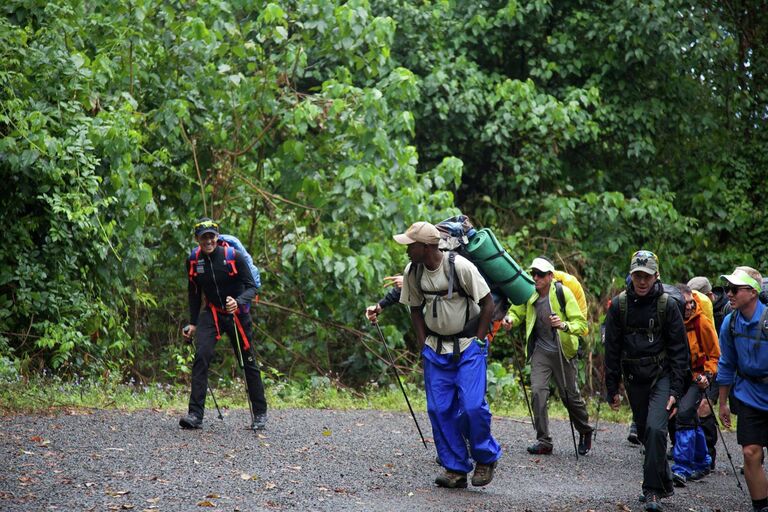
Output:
top-left (530, 257), bottom-right (555, 274)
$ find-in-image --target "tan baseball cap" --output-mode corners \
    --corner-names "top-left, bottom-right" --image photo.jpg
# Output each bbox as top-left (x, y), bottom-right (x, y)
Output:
top-left (393, 221), bottom-right (441, 245)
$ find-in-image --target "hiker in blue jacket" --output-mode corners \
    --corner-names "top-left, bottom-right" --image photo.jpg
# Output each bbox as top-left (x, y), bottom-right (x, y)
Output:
top-left (717, 267), bottom-right (768, 512)
top-left (395, 221), bottom-right (501, 489)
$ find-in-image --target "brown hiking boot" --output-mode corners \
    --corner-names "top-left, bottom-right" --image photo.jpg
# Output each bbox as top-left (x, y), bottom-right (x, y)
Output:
top-left (434, 470), bottom-right (468, 489)
top-left (471, 460), bottom-right (497, 487)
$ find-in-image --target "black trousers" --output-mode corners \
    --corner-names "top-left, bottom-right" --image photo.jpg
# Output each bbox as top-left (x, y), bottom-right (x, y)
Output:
top-left (188, 309), bottom-right (267, 419)
top-left (627, 374), bottom-right (674, 494)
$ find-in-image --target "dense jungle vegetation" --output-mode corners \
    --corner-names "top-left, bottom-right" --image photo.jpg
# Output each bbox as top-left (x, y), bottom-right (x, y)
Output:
top-left (1, 0), bottom-right (766, 396)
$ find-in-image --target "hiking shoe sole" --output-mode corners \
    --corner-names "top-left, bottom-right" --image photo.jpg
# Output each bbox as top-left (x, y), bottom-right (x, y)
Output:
top-left (638, 489), bottom-right (674, 502)
top-left (179, 415), bottom-right (203, 429)
top-left (435, 472), bottom-right (468, 489)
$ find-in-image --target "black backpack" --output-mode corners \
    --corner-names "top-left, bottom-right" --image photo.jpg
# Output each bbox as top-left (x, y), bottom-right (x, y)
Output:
top-left (618, 283), bottom-right (684, 340)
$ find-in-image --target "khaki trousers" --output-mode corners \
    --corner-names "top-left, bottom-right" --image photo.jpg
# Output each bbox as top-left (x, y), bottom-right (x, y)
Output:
top-left (530, 345), bottom-right (592, 447)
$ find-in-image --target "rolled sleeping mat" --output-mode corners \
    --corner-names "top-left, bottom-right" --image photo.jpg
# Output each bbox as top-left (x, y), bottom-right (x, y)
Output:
top-left (465, 228), bottom-right (535, 305)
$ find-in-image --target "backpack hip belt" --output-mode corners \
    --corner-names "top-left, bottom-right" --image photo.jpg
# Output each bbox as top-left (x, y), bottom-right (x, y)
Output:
top-left (427, 317), bottom-right (479, 362)
top-left (736, 370), bottom-right (768, 384)
top-left (620, 351), bottom-right (667, 365)
top-left (209, 303), bottom-right (251, 350)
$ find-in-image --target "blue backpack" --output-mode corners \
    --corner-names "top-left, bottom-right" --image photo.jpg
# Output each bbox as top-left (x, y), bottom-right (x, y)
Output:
top-left (188, 234), bottom-right (261, 289)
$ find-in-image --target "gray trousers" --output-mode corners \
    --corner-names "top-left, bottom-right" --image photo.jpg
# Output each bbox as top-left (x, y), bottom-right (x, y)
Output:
top-left (530, 345), bottom-right (592, 447)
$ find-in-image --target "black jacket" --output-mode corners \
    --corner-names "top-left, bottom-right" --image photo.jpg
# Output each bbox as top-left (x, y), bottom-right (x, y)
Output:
top-left (188, 246), bottom-right (258, 325)
top-left (604, 281), bottom-right (690, 400)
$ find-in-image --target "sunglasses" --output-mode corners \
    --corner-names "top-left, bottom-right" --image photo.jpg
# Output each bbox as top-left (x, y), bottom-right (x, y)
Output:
top-left (530, 269), bottom-right (550, 278)
top-left (726, 285), bottom-right (753, 295)
top-left (685, 300), bottom-right (696, 308)
top-left (194, 220), bottom-right (219, 231)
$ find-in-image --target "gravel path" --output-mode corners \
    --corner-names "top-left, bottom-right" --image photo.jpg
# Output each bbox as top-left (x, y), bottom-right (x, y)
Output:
top-left (0, 408), bottom-right (751, 511)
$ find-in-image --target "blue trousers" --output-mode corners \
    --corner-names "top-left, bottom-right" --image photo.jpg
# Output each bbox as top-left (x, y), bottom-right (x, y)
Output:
top-left (423, 341), bottom-right (502, 474)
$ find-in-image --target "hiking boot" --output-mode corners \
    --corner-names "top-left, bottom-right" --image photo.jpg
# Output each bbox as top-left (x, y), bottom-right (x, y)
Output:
top-left (251, 413), bottom-right (267, 431)
top-left (179, 413), bottom-right (203, 429)
top-left (628, 422), bottom-right (641, 445)
top-left (688, 468), bottom-right (709, 481)
top-left (672, 471), bottom-right (686, 487)
top-left (643, 491), bottom-right (663, 511)
top-left (471, 461), bottom-right (497, 487)
top-left (638, 488), bottom-right (674, 502)
top-left (526, 442), bottom-right (553, 455)
top-left (434, 470), bottom-right (467, 489)
top-left (578, 431), bottom-right (593, 455)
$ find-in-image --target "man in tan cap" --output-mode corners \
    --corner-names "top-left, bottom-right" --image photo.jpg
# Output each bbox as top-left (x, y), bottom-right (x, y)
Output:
top-left (394, 221), bottom-right (501, 489)
top-left (716, 266), bottom-right (768, 512)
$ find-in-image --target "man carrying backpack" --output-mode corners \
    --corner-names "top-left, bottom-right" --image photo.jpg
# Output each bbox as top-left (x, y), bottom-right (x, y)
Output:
top-left (717, 267), bottom-right (768, 512)
top-left (395, 221), bottom-right (501, 489)
top-left (604, 250), bottom-right (690, 511)
top-left (180, 218), bottom-right (267, 431)
top-left (503, 257), bottom-right (593, 456)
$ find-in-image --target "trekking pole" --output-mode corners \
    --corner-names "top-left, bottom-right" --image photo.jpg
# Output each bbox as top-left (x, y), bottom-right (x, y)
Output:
top-left (593, 358), bottom-right (606, 443)
top-left (701, 387), bottom-right (746, 495)
top-left (374, 322), bottom-right (428, 450)
top-left (555, 327), bottom-right (579, 460)
top-left (208, 386), bottom-right (224, 420)
top-left (509, 335), bottom-right (535, 431)
top-left (592, 392), bottom-right (602, 443)
top-left (233, 320), bottom-right (256, 427)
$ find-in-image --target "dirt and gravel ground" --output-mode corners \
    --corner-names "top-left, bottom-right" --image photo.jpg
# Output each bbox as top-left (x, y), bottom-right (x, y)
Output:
top-left (0, 407), bottom-right (752, 511)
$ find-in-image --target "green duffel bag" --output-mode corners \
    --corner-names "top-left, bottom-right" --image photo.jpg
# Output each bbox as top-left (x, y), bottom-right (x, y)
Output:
top-left (465, 228), bottom-right (535, 305)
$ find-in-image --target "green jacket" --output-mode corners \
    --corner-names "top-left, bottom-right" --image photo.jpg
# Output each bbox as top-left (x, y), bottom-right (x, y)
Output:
top-left (506, 282), bottom-right (588, 359)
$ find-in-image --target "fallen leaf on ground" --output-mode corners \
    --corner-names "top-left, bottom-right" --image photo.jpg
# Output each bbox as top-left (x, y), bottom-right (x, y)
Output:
top-left (265, 482), bottom-right (276, 490)
top-left (205, 493), bottom-right (220, 498)
top-left (197, 500), bottom-right (215, 507)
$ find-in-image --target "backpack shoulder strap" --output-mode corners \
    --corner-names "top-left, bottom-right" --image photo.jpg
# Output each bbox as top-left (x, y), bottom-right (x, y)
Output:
top-left (223, 245), bottom-right (237, 276)
top-left (761, 307), bottom-right (768, 340)
top-left (619, 291), bottom-right (628, 330)
top-left (189, 247), bottom-right (202, 280)
top-left (446, 252), bottom-right (456, 299)
top-left (555, 281), bottom-right (567, 320)
top-left (731, 307), bottom-right (768, 342)
top-left (657, 292), bottom-right (668, 331)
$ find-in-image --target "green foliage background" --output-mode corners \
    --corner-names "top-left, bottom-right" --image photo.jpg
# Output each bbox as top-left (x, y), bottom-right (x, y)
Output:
top-left (2, 0), bottom-right (766, 390)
